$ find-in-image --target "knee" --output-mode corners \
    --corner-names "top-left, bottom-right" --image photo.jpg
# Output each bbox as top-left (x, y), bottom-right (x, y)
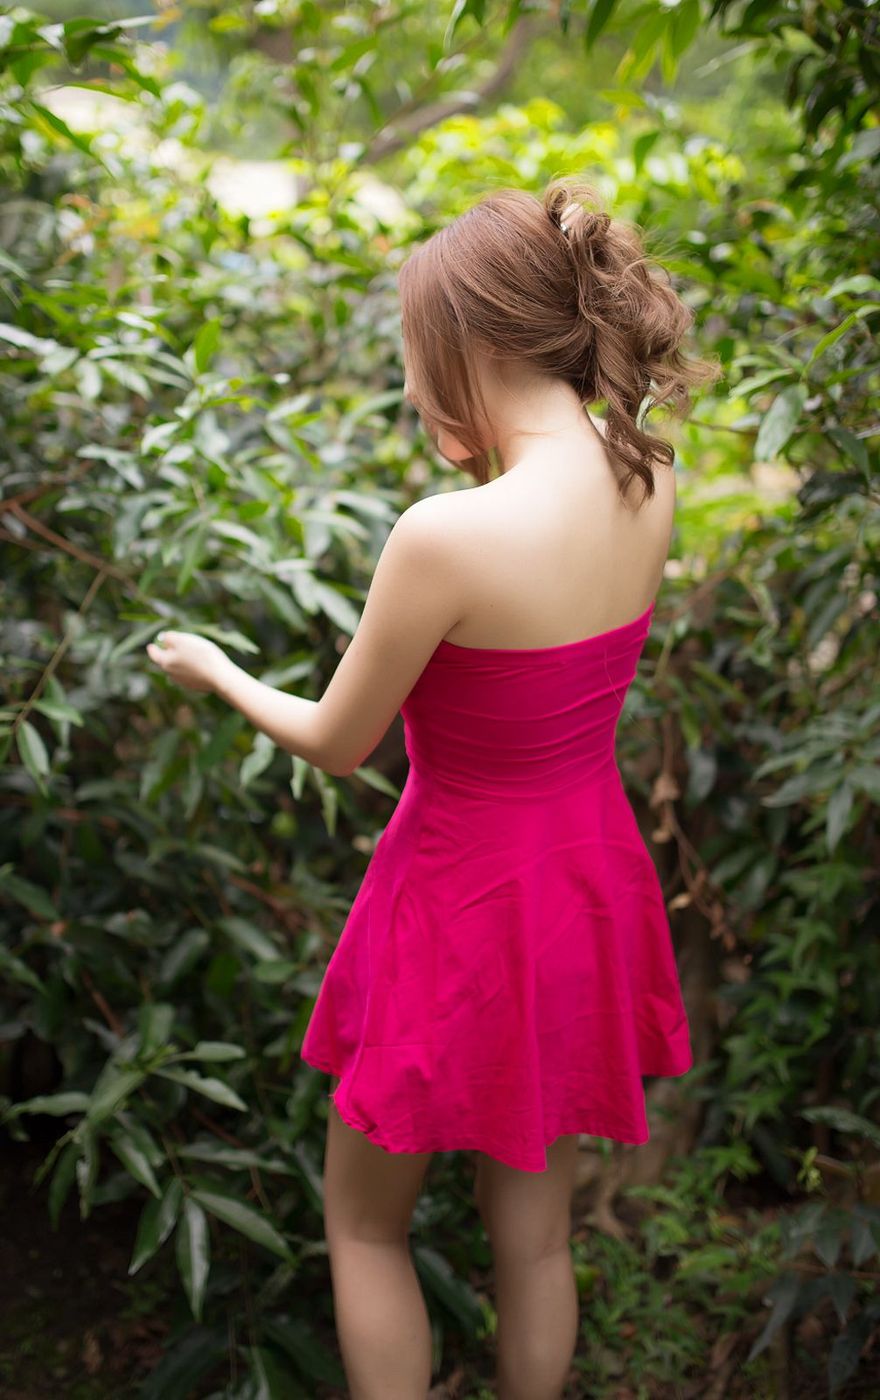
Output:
top-left (324, 1193), bottom-right (412, 1252)
top-left (490, 1224), bottom-right (572, 1269)
top-left (477, 1192), bottom-right (571, 1263)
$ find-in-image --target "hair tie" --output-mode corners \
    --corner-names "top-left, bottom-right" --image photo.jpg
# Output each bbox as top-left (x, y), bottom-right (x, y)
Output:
top-left (555, 203), bottom-right (611, 241)
top-left (558, 200), bottom-right (579, 238)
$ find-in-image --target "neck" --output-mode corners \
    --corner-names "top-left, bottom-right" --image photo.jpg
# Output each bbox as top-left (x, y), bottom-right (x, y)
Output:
top-left (487, 372), bottom-right (600, 474)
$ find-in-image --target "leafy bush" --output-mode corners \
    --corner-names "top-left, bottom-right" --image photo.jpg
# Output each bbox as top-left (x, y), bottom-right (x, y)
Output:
top-left (1, 5), bottom-right (878, 1396)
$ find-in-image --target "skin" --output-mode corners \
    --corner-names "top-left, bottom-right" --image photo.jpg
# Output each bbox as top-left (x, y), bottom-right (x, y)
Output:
top-left (146, 353), bottom-right (675, 1398)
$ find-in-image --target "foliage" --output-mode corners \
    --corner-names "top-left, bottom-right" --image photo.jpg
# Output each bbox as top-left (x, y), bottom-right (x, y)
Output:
top-left (1, 3), bottom-right (879, 1396)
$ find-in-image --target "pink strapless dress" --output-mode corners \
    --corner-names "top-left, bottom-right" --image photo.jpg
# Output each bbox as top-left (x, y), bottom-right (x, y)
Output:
top-left (299, 599), bottom-right (693, 1172)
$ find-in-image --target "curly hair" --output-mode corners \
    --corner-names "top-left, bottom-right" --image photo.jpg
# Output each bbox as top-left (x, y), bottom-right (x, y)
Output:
top-left (398, 175), bottom-right (722, 504)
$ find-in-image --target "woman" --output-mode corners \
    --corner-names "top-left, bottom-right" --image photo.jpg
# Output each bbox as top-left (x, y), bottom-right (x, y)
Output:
top-left (147, 176), bottom-right (719, 1400)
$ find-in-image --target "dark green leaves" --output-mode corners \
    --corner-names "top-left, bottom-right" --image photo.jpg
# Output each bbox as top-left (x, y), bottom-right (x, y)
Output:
top-left (586, 0), bottom-right (618, 48)
top-left (191, 1190), bottom-right (296, 1266)
top-left (130, 1178), bottom-right (184, 1275)
top-left (15, 720), bottom-right (50, 794)
top-left (176, 1197), bottom-right (211, 1321)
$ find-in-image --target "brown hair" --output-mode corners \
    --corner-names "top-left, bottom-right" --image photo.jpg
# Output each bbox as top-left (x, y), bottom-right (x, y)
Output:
top-left (398, 175), bottom-right (722, 504)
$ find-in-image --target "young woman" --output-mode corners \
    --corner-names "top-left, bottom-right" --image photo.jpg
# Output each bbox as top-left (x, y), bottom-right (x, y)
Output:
top-left (147, 176), bottom-right (719, 1400)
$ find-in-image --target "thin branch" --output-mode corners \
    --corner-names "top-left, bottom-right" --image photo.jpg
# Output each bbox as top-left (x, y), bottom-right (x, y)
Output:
top-left (11, 564), bottom-right (109, 737)
top-left (7, 501), bottom-right (131, 584)
top-left (362, 16), bottom-right (540, 165)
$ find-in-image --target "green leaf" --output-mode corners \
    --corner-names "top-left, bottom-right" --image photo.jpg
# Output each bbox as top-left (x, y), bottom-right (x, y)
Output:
top-left (140, 729), bottom-right (181, 803)
top-left (312, 580), bottom-right (362, 635)
top-left (0, 323), bottom-right (55, 352)
top-left (176, 521), bottom-right (208, 594)
top-left (130, 1178), bottom-right (183, 1275)
top-left (245, 1344), bottom-right (304, 1398)
top-left (176, 1197), bottom-right (210, 1321)
top-left (109, 1128), bottom-right (162, 1198)
top-left (138, 1001), bottom-right (176, 1054)
top-left (826, 274), bottom-right (880, 298)
top-left (801, 1106), bottom-right (880, 1150)
top-left (176, 1142), bottom-right (296, 1175)
top-left (630, 9), bottom-right (668, 66)
top-left (191, 1189), bottom-right (296, 1264)
top-left (851, 1206), bottom-right (880, 1266)
top-left (0, 945), bottom-right (43, 992)
top-left (829, 1315), bottom-right (874, 1395)
top-left (835, 126), bottom-right (880, 172)
top-left (350, 765), bottom-right (401, 798)
top-left (217, 915), bottom-right (283, 962)
top-left (413, 1243), bottom-right (485, 1331)
top-left (806, 311), bottom-right (868, 367)
top-left (181, 1041), bottom-right (247, 1063)
top-left (32, 697), bottom-right (84, 727)
top-left (157, 927), bottom-right (211, 989)
top-left (75, 1123), bottom-right (99, 1220)
top-left (754, 385), bottom-right (806, 461)
top-left (826, 782), bottom-right (853, 852)
top-left (827, 427), bottom-right (869, 475)
top-left (262, 1315), bottom-right (347, 1387)
top-left (193, 318), bottom-right (222, 374)
top-left (195, 710), bottom-right (244, 774)
top-left (814, 1209), bottom-right (845, 1268)
top-left (746, 1272), bottom-right (802, 1361)
top-left (586, 0), bottom-right (618, 48)
top-left (28, 99), bottom-right (109, 170)
top-left (136, 1324), bottom-right (227, 1400)
top-left (154, 1066), bottom-right (248, 1111)
top-left (669, 0), bottom-right (700, 59)
top-left (632, 129), bottom-right (661, 175)
top-left (0, 867), bottom-right (59, 920)
top-left (3, 1092), bottom-right (89, 1121)
top-left (86, 1063), bottom-right (146, 1125)
top-left (240, 731), bottom-right (276, 789)
top-left (17, 720), bottom-right (50, 790)
top-left (187, 623), bottom-right (260, 656)
top-left (48, 1141), bottom-right (79, 1229)
top-left (852, 765), bottom-right (880, 803)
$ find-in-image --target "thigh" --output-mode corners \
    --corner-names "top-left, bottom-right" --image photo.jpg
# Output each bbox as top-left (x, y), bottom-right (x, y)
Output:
top-left (473, 1134), bottom-right (579, 1260)
top-left (323, 1074), bottom-right (434, 1245)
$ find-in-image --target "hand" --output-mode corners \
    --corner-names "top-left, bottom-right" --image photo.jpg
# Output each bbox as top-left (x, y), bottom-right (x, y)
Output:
top-left (145, 630), bottom-right (231, 694)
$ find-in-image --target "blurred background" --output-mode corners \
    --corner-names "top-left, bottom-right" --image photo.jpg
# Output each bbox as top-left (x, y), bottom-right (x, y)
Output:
top-left (1, 2), bottom-right (878, 1397)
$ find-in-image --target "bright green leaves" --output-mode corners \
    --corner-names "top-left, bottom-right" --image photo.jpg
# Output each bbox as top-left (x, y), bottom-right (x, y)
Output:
top-left (190, 319), bottom-right (222, 375)
top-left (754, 384), bottom-right (807, 462)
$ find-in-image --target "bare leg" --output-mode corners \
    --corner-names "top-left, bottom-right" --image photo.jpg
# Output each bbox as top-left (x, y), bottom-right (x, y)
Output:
top-left (474, 1135), bottom-right (580, 1400)
top-left (322, 1076), bottom-right (434, 1400)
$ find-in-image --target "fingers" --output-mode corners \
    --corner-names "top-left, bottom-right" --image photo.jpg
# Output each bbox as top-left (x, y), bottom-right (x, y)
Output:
top-left (148, 631), bottom-right (178, 659)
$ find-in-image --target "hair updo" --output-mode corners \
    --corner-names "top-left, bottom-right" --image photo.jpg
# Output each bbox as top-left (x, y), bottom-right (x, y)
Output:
top-left (398, 175), bottom-right (722, 504)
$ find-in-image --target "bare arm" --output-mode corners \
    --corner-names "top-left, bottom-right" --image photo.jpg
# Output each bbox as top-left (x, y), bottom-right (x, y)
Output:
top-left (147, 496), bottom-right (463, 776)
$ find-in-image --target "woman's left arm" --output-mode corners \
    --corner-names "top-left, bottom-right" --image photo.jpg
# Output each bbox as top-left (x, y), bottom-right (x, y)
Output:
top-left (146, 495), bottom-right (464, 777)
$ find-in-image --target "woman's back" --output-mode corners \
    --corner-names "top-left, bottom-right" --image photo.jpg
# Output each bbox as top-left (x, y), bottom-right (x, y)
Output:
top-left (436, 430), bottom-right (676, 651)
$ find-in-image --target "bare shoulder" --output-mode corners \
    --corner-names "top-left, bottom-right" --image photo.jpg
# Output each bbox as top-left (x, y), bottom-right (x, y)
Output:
top-left (392, 489), bottom-right (461, 545)
top-left (394, 490), bottom-right (470, 537)
top-left (391, 488), bottom-right (477, 574)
